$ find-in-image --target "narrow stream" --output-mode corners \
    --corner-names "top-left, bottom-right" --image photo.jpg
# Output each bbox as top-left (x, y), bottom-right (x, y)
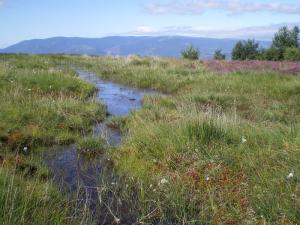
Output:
top-left (43, 70), bottom-right (160, 223)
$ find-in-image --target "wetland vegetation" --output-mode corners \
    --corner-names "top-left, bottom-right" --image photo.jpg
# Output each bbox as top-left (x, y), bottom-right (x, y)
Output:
top-left (0, 54), bottom-right (299, 224)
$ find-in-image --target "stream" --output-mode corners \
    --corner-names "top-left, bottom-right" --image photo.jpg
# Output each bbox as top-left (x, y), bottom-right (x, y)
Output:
top-left (43, 70), bottom-right (160, 223)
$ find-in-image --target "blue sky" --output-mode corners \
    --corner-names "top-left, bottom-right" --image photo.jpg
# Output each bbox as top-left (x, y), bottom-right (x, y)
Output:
top-left (0, 0), bottom-right (299, 47)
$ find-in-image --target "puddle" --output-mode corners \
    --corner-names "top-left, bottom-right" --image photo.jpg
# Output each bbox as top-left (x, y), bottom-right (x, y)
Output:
top-left (43, 69), bottom-right (160, 223)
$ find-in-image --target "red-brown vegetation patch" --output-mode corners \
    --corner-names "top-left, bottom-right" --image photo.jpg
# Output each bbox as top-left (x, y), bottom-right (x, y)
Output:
top-left (204, 60), bottom-right (300, 75)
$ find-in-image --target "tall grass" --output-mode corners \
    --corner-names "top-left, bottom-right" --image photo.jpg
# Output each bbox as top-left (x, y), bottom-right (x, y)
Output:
top-left (0, 166), bottom-right (70, 225)
top-left (0, 54), bottom-right (105, 225)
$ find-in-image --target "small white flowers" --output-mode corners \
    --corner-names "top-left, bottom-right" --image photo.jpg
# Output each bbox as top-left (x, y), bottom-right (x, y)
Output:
top-left (241, 136), bottom-right (247, 143)
top-left (159, 178), bottom-right (168, 185)
top-left (114, 218), bottom-right (120, 224)
top-left (287, 172), bottom-right (294, 179)
top-left (23, 146), bottom-right (28, 153)
top-left (205, 176), bottom-right (210, 181)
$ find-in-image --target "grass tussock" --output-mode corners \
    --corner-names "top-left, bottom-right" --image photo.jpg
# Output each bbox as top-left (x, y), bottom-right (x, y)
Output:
top-left (77, 137), bottom-right (106, 154)
top-left (0, 166), bottom-right (70, 225)
top-left (0, 54), bottom-right (105, 150)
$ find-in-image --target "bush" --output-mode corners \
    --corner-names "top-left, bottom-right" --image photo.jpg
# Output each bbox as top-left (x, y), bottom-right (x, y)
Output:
top-left (258, 48), bottom-right (282, 61)
top-left (271, 26), bottom-right (299, 60)
top-left (232, 39), bottom-right (260, 60)
top-left (284, 48), bottom-right (300, 61)
top-left (181, 45), bottom-right (200, 60)
top-left (213, 49), bottom-right (226, 60)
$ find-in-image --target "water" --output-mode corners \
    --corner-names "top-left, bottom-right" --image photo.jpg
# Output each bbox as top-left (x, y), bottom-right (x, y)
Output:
top-left (43, 70), bottom-right (160, 223)
top-left (77, 69), bottom-right (158, 145)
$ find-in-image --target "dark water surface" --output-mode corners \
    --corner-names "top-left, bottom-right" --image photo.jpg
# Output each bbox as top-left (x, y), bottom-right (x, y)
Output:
top-left (43, 70), bottom-right (160, 223)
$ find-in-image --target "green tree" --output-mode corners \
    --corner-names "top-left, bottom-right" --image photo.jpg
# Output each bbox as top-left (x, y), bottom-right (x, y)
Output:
top-left (213, 49), bottom-right (226, 60)
top-left (232, 39), bottom-right (260, 60)
top-left (258, 48), bottom-right (282, 61)
top-left (271, 26), bottom-right (300, 59)
top-left (284, 48), bottom-right (300, 61)
top-left (181, 45), bottom-right (200, 60)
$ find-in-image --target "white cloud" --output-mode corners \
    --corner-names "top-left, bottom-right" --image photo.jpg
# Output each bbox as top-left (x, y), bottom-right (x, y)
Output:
top-left (134, 26), bottom-right (158, 34)
top-left (145, 0), bottom-right (300, 15)
top-left (127, 22), bottom-right (300, 40)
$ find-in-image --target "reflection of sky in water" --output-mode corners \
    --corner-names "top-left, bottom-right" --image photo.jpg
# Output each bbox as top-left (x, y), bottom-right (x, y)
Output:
top-left (78, 70), bottom-right (159, 117)
top-left (44, 70), bottom-right (161, 192)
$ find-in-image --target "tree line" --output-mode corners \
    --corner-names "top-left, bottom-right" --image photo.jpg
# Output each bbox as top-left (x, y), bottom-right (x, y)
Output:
top-left (181, 26), bottom-right (300, 61)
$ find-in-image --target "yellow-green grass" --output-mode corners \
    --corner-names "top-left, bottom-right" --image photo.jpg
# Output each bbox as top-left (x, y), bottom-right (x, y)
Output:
top-left (0, 54), bottom-right (105, 150)
top-left (73, 56), bottom-right (300, 224)
top-left (0, 54), bottom-right (299, 224)
top-left (69, 55), bottom-right (206, 93)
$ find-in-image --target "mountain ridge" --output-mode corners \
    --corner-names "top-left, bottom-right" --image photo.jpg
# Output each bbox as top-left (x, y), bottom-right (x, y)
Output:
top-left (0, 36), bottom-right (271, 59)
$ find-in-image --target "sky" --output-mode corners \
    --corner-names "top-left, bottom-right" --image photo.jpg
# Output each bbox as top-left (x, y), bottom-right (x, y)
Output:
top-left (0, 0), bottom-right (299, 48)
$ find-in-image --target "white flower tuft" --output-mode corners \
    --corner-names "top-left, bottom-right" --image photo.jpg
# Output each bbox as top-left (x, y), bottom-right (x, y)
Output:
top-left (241, 136), bottom-right (247, 143)
top-left (287, 172), bottom-right (294, 179)
top-left (159, 178), bottom-right (168, 185)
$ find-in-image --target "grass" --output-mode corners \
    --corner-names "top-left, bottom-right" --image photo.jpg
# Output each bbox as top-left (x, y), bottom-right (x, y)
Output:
top-left (71, 56), bottom-right (299, 224)
top-left (0, 54), bottom-right (299, 224)
top-left (69, 55), bottom-right (206, 93)
top-left (106, 116), bottom-right (128, 130)
top-left (77, 137), bottom-right (106, 154)
top-left (0, 54), bottom-right (105, 225)
top-left (0, 166), bottom-right (69, 225)
top-left (0, 54), bottom-right (105, 150)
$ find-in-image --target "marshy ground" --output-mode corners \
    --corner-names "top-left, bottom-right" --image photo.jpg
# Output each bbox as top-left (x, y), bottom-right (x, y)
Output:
top-left (0, 54), bottom-right (299, 225)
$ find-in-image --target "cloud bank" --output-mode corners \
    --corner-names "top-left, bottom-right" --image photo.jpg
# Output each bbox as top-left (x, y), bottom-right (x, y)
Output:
top-left (145, 0), bottom-right (300, 15)
top-left (128, 22), bottom-right (300, 40)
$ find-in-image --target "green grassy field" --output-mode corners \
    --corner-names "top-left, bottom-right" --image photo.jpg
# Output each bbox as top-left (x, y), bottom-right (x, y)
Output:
top-left (0, 54), bottom-right (299, 224)
top-left (0, 54), bottom-right (105, 225)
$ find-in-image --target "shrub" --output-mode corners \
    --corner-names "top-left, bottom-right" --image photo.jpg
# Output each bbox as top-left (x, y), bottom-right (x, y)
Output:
top-left (181, 45), bottom-right (200, 60)
top-left (232, 39), bottom-right (260, 60)
top-left (213, 49), bottom-right (226, 60)
top-left (284, 48), bottom-right (300, 61)
top-left (258, 48), bottom-right (282, 61)
top-left (272, 26), bottom-right (300, 60)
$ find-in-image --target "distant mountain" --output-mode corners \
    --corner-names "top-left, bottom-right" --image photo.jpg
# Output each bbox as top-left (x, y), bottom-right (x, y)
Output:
top-left (0, 36), bottom-right (271, 59)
